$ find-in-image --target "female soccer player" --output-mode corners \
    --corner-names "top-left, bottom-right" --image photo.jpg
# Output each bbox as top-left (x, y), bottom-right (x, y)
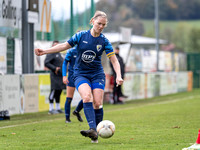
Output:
top-left (35, 10), bottom-right (123, 143)
top-left (62, 46), bottom-right (83, 123)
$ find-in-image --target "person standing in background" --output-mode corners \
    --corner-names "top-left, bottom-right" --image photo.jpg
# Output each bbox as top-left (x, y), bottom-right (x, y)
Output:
top-left (44, 40), bottom-right (66, 114)
top-left (110, 46), bottom-right (127, 104)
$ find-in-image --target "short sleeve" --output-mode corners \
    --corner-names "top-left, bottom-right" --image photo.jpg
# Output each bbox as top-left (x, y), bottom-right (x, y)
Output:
top-left (104, 38), bottom-right (115, 58)
top-left (67, 31), bottom-right (84, 47)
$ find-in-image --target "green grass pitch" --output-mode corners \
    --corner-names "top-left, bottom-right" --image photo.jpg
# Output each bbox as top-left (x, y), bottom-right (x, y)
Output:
top-left (0, 89), bottom-right (200, 150)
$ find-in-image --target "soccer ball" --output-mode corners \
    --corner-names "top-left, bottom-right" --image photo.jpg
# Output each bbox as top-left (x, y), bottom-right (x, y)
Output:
top-left (97, 120), bottom-right (115, 138)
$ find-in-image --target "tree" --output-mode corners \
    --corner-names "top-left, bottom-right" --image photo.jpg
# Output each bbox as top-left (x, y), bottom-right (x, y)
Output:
top-left (171, 23), bottom-right (190, 52)
top-left (188, 28), bottom-right (200, 52)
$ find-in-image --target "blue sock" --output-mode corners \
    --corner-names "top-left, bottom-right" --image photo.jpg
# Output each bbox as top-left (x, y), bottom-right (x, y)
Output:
top-left (83, 102), bottom-right (96, 130)
top-left (94, 108), bottom-right (103, 126)
top-left (75, 100), bottom-right (83, 112)
top-left (65, 97), bottom-right (72, 120)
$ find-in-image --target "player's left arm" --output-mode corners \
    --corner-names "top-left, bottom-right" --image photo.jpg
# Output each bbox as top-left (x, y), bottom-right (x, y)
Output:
top-left (109, 55), bottom-right (123, 86)
top-left (104, 36), bottom-right (123, 86)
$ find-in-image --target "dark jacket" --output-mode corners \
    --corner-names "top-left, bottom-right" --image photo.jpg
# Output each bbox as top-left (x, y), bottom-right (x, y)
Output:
top-left (44, 53), bottom-right (66, 90)
top-left (110, 54), bottom-right (125, 79)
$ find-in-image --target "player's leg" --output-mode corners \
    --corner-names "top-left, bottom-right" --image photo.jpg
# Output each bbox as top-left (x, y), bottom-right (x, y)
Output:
top-left (78, 83), bottom-right (96, 129)
top-left (66, 74), bottom-right (83, 122)
top-left (74, 100), bottom-right (83, 114)
top-left (89, 83), bottom-right (105, 143)
top-left (117, 85), bottom-right (124, 104)
top-left (113, 81), bottom-right (117, 104)
top-left (65, 86), bottom-right (75, 123)
top-left (75, 77), bottom-right (98, 141)
top-left (73, 99), bottom-right (83, 122)
top-left (54, 89), bottom-right (63, 113)
top-left (116, 86), bottom-right (120, 102)
top-left (93, 88), bottom-right (104, 126)
top-left (91, 73), bottom-right (105, 126)
top-left (48, 89), bottom-right (56, 114)
top-left (118, 84), bottom-right (124, 97)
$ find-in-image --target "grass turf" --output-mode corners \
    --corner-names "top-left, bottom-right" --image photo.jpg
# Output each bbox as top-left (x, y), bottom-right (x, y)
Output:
top-left (0, 89), bottom-right (200, 150)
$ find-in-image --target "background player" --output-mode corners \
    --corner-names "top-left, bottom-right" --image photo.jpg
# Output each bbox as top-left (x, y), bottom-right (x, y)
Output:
top-left (110, 46), bottom-right (127, 104)
top-left (62, 46), bottom-right (83, 123)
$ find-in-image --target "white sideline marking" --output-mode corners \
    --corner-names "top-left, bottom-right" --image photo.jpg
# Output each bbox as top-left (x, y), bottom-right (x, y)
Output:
top-left (106, 95), bottom-right (199, 112)
top-left (0, 118), bottom-right (63, 130)
top-left (0, 95), bottom-right (198, 130)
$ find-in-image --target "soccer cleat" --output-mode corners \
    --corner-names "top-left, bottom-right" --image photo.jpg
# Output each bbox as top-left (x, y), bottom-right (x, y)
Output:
top-left (57, 109), bottom-right (64, 113)
top-left (91, 139), bottom-right (98, 143)
top-left (80, 128), bottom-right (98, 141)
top-left (73, 110), bottom-right (83, 122)
top-left (48, 110), bottom-right (59, 115)
top-left (65, 118), bottom-right (71, 123)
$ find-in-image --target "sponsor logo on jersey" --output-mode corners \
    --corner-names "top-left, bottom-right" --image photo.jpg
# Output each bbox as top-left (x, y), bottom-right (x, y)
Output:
top-left (83, 41), bottom-right (88, 44)
top-left (82, 50), bottom-right (96, 63)
top-left (97, 45), bottom-right (102, 51)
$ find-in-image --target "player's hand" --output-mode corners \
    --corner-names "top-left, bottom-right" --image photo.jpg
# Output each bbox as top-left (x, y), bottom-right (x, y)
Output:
top-left (35, 48), bottom-right (45, 56)
top-left (116, 77), bottom-right (123, 87)
top-left (63, 76), bottom-right (69, 84)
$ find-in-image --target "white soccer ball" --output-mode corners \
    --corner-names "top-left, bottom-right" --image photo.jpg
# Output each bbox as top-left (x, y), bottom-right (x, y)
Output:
top-left (97, 120), bottom-right (115, 138)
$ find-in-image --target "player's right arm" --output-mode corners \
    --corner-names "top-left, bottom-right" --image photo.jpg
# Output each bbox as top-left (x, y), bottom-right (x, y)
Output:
top-left (35, 42), bottom-right (72, 56)
top-left (104, 36), bottom-right (123, 86)
top-left (62, 75), bottom-right (68, 85)
top-left (62, 51), bottom-right (71, 84)
top-left (62, 59), bottom-right (68, 84)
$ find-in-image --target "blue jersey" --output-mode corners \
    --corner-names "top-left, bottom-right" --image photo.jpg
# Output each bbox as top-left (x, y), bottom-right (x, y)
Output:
top-left (67, 30), bottom-right (115, 75)
top-left (62, 47), bottom-right (77, 77)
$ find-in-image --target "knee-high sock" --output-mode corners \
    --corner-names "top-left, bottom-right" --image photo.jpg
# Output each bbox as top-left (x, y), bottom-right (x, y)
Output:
top-left (49, 103), bottom-right (54, 111)
top-left (75, 100), bottom-right (83, 112)
top-left (65, 97), bottom-right (72, 120)
top-left (94, 108), bottom-right (103, 126)
top-left (83, 102), bottom-right (96, 130)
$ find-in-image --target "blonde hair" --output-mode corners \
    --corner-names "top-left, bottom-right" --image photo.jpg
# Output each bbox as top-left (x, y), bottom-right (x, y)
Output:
top-left (90, 10), bottom-right (108, 26)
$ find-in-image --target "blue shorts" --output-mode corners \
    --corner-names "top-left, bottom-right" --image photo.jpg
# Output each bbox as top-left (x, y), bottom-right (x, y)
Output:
top-left (67, 73), bottom-right (75, 87)
top-left (74, 73), bottom-right (105, 90)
